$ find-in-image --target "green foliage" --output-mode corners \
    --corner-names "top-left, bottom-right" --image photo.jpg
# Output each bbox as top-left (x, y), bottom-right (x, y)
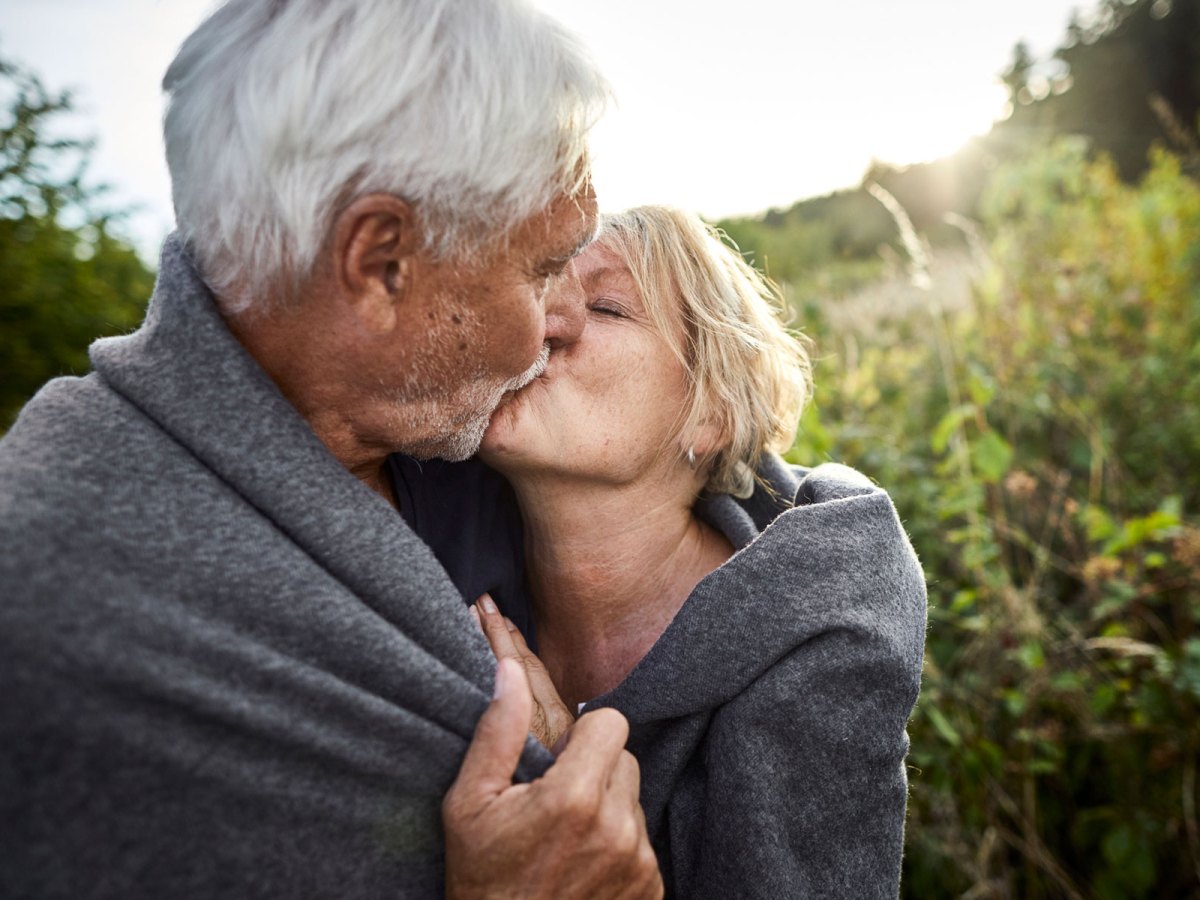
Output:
top-left (716, 189), bottom-right (894, 297)
top-left (786, 140), bottom-right (1200, 898)
top-left (735, 27), bottom-right (1200, 889)
top-left (0, 56), bottom-right (154, 429)
top-left (1036, 0), bottom-right (1200, 181)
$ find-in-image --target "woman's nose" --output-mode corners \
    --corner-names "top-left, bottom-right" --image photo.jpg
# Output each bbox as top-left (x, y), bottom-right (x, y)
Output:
top-left (543, 259), bottom-right (586, 350)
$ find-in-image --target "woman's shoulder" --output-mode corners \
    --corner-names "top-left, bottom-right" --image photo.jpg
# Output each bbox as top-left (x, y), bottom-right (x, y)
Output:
top-left (705, 455), bottom-right (926, 678)
top-left (697, 454), bottom-right (902, 549)
top-left (602, 456), bottom-right (926, 723)
top-left (694, 459), bottom-right (926, 732)
top-left (716, 462), bottom-right (926, 624)
top-left (737, 458), bottom-right (926, 624)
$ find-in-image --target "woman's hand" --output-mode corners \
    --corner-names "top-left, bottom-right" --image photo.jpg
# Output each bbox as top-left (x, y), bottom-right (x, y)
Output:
top-left (471, 594), bottom-right (575, 751)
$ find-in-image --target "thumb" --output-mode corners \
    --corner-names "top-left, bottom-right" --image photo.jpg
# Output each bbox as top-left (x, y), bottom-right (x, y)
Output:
top-left (453, 657), bottom-right (534, 802)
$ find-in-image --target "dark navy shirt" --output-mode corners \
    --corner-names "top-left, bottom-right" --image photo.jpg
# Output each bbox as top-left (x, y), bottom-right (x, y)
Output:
top-left (387, 455), bottom-right (537, 641)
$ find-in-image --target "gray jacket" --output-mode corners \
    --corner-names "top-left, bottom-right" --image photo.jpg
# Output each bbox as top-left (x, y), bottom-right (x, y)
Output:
top-left (0, 238), bottom-right (552, 898)
top-left (589, 457), bottom-right (927, 898)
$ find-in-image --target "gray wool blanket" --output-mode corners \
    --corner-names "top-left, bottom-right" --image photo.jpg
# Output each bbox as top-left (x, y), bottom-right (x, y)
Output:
top-left (393, 443), bottom-right (927, 895)
top-left (2, 235), bottom-right (926, 898)
top-left (586, 457), bottom-right (928, 898)
top-left (0, 237), bottom-right (551, 898)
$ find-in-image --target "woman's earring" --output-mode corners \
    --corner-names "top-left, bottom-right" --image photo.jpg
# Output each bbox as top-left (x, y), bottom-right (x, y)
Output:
top-left (686, 446), bottom-right (697, 469)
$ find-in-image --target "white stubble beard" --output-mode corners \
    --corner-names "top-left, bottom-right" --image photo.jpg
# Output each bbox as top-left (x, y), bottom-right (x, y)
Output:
top-left (410, 341), bottom-right (550, 462)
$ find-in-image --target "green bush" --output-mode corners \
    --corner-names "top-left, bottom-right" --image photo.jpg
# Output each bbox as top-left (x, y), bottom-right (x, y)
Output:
top-left (783, 140), bottom-right (1200, 897)
top-left (0, 56), bottom-right (153, 429)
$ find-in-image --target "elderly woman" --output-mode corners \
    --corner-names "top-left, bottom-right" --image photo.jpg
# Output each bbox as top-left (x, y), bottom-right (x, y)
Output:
top-left (393, 206), bottom-right (926, 897)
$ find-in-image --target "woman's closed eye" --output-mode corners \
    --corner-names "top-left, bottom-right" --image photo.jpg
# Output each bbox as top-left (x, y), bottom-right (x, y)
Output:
top-left (590, 299), bottom-right (628, 318)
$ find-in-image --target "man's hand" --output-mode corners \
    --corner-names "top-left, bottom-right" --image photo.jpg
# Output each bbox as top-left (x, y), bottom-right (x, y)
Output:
top-left (470, 594), bottom-right (575, 750)
top-left (442, 658), bottom-right (663, 899)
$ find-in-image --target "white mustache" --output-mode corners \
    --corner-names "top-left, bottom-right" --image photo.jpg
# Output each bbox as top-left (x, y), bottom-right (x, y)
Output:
top-left (504, 342), bottom-right (550, 393)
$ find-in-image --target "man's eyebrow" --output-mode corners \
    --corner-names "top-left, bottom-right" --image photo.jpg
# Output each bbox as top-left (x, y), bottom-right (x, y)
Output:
top-left (547, 230), bottom-right (597, 266)
top-left (577, 217), bottom-right (601, 254)
top-left (536, 211), bottom-right (600, 273)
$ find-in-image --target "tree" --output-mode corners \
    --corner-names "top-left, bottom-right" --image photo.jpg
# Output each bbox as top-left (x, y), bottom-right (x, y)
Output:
top-left (1000, 40), bottom-right (1035, 108)
top-left (0, 55), bottom-right (154, 430)
top-left (996, 0), bottom-right (1200, 178)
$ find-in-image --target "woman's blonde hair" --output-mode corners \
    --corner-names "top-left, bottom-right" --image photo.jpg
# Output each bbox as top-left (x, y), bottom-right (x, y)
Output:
top-left (597, 206), bottom-right (812, 498)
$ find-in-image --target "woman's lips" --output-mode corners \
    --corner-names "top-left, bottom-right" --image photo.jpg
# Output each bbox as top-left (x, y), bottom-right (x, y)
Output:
top-left (497, 371), bottom-right (547, 408)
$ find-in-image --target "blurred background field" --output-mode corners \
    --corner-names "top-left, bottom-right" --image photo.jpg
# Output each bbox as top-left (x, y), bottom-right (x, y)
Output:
top-left (2, 0), bottom-right (1199, 896)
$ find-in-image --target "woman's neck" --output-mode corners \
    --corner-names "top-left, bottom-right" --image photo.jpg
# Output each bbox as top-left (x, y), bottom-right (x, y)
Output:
top-left (510, 474), bottom-right (733, 710)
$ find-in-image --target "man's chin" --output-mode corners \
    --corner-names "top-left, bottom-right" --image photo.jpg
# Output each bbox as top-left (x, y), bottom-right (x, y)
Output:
top-left (401, 412), bottom-right (490, 463)
top-left (393, 368), bottom-right (538, 463)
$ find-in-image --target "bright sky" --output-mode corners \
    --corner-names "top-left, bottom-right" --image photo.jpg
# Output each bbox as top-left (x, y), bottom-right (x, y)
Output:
top-left (0, 0), bottom-right (1085, 262)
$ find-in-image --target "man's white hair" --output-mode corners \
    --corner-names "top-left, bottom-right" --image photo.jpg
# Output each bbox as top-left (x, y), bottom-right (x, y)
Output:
top-left (163, 0), bottom-right (608, 313)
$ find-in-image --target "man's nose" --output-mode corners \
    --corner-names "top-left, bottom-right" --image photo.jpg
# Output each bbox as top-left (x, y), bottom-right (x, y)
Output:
top-left (543, 259), bottom-right (586, 349)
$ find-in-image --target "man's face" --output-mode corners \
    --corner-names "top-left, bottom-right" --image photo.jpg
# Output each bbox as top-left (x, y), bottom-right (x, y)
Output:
top-left (374, 187), bottom-right (599, 461)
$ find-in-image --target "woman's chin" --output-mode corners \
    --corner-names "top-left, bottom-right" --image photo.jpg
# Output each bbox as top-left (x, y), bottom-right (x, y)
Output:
top-left (479, 405), bottom-right (521, 464)
top-left (481, 376), bottom-right (546, 465)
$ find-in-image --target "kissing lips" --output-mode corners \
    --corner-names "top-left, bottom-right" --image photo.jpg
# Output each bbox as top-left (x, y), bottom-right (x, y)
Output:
top-left (508, 343), bottom-right (551, 392)
top-left (497, 370), bottom-right (547, 407)
top-left (493, 362), bottom-right (552, 420)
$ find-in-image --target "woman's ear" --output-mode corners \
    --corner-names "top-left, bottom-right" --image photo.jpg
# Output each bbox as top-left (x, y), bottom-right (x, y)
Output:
top-left (332, 193), bottom-right (420, 334)
top-left (682, 418), bottom-right (727, 467)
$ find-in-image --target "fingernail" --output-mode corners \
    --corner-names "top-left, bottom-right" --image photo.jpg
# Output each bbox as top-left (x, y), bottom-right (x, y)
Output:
top-left (503, 616), bottom-right (517, 633)
top-left (480, 594), bottom-right (498, 616)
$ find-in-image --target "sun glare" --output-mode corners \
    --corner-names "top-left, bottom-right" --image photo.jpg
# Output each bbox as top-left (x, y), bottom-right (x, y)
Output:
top-left (865, 81), bottom-right (1012, 167)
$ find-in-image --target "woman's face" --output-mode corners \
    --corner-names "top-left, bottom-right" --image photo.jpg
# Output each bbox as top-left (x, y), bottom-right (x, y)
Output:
top-left (479, 241), bottom-right (693, 486)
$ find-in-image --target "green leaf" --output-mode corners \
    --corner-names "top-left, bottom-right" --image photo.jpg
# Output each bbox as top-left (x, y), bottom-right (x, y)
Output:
top-left (1016, 642), bottom-right (1045, 671)
top-left (1090, 683), bottom-right (1118, 716)
top-left (949, 590), bottom-right (977, 613)
top-left (931, 403), bottom-right (975, 454)
top-left (1051, 671), bottom-right (1084, 692)
top-left (1102, 823), bottom-right (1133, 865)
top-left (1103, 500), bottom-right (1184, 555)
top-left (1002, 688), bottom-right (1026, 716)
top-left (966, 369), bottom-right (997, 407)
top-left (923, 706), bottom-right (961, 747)
top-left (971, 431), bottom-right (1014, 483)
top-left (1083, 505), bottom-right (1117, 543)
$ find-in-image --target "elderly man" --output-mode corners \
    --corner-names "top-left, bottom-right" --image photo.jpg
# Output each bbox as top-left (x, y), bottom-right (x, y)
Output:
top-left (0, 0), bottom-right (661, 897)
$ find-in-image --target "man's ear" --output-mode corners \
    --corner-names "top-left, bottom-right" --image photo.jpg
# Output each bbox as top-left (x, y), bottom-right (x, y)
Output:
top-left (332, 193), bottom-right (421, 333)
